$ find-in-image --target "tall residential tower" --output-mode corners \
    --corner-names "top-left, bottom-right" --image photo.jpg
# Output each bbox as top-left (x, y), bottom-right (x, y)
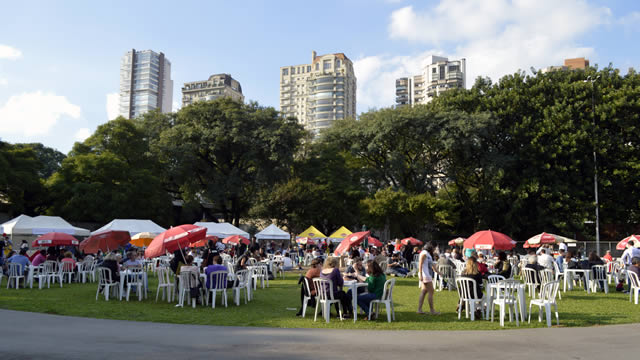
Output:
top-left (182, 74), bottom-right (243, 107)
top-left (119, 49), bottom-right (173, 119)
top-left (280, 51), bottom-right (356, 136)
top-left (396, 55), bottom-right (466, 107)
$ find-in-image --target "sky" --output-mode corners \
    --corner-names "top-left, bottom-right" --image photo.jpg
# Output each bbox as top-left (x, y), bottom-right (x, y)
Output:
top-left (0, 0), bottom-right (639, 154)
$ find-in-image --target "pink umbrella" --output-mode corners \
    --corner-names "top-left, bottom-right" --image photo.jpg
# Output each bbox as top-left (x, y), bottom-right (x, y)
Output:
top-left (401, 237), bottom-right (423, 246)
top-left (222, 235), bottom-right (250, 246)
top-left (617, 235), bottom-right (640, 250)
top-left (33, 232), bottom-right (79, 247)
top-left (463, 230), bottom-right (516, 251)
top-left (80, 231), bottom-right (131, 254)
top-left (334, 231), bottom-right (370, 256)
top-left (144, 225), bottom-right (207, 259)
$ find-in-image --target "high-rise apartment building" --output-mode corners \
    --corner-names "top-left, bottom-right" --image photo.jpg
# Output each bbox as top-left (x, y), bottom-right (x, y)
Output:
top-left (182, 74), bottom-right (244, 107)
top-left (541, 57), bottom-right (591, 73)
top-left (395, 55), bottom-right (466, 107)
top-left (280, 51), bottom-right (356, 136)
top-left (119, 49), bottom-right (173, 119)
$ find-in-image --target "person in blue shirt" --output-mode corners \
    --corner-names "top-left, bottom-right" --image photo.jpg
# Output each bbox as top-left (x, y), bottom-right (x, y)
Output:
top-left (8, 248), bottom-right (31, 275)
top-left (556, 249), bottom-right (565, 272)
top-left (205, 255), bottom-right (230, 289)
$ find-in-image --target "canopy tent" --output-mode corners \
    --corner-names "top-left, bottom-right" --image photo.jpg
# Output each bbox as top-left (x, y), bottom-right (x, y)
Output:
top-left (296, 226), bottom-right (326, 239)
top-left (194, 222), bottom-right (250, 239)
top-left (91, 219), bottom-right (166, 236)
top-left (1, 215), bottom-right (90, 237)
top-left (327, 226), bottom-right (353, 243)
top-left (255, 224), bottom-right (290, 241)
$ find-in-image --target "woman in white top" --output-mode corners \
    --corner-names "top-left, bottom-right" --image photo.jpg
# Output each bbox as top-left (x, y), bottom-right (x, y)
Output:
top-left (417, 243), bottom-right (440, 315)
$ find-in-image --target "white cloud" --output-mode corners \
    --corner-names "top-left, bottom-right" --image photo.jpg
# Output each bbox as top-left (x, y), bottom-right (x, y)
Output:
top-left (355, 0), bottom-right (611, 111)
top-left (0, 44), bottom-right (22, 60)
top-left (106, 92), bottom-right (119, 120)
top-left (172, 101), bottom-right (181, 112)
top-left (74, 128), bottom-right (91, 141)
top-left (0, 91), bottom-right (81, 136)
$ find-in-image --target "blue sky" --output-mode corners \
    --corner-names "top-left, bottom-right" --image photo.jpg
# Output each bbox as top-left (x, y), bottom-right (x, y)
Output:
top-left (0, 0), bottom-right (639, 153)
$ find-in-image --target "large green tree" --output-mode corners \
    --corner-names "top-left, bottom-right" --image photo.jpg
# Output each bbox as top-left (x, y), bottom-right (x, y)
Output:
top-left (0, 142), bottom-right (48, 216)
top-left (158, 98), bottom-right (305, 225)
top-left (47, 118), bottom-right (172, 224)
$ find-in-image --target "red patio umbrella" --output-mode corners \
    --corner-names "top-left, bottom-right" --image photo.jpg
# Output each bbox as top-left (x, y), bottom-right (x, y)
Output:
top-left (145, 225), bottom-right (207, 259)
top-left (401, 237), bottom-right (423, 246)
top-left (463, 230), bottom-right (516, 251)
top-left (222, 235), bottom-right (250, 246)
top-left (367, 237), bottom-right (383, 247)
top-left (296, 237), bottom-right (315, 245)
top-left (189, 235), bottom-right (218, 248)
top-left (80, 230), bottom-right (131, 254)
top-left (334, 231), bottom-right (370, 256)
top-left (33, 232), bottom-right (79, 247)
top-left (617, 235), bottom-right (640, 250)
top-left (447, 237), bottom-right (466, 247)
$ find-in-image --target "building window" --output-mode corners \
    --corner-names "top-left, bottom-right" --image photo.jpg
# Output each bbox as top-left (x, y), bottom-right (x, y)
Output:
top-left (282, 69), bottom-right (288, 76)
top-left (336, 59), bottom-right (341, 67)
top-left (307, 65), bottom-right (311, 72)
top-left (315, 63), bottom-right (320, 70)
top-left (323, 60), bottom-right (331, 70)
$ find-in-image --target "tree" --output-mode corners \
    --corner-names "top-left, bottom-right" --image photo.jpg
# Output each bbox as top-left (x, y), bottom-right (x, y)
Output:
top-left (0, 142), bottom-right (48, 216)
top-left (14, 143), bottom-right (66, 178)
top-left (46, 118), bottom-right (172, 225)
top-left (159, 98), bottom-right (305, 225)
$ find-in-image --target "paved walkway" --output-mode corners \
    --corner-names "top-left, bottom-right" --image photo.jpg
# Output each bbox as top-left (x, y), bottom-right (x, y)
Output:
top-left (0, 309), bottom-right (637, 359)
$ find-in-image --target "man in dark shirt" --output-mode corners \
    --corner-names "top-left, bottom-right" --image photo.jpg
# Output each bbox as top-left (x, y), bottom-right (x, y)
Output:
top-left (628, 257), bottom-right (640, 282)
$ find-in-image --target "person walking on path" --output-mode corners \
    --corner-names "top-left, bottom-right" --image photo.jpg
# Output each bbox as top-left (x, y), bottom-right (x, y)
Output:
top-left (417, 243), bottom-right (440, 315)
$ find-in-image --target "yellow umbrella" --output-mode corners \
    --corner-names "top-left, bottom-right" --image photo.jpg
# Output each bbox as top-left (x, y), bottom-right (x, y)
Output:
top-left (130, 232), bottom-right (156, 247)
top-left (296, 226), bottom-right (327, 239)
top-left (328, 226), bottom-right (352, 240)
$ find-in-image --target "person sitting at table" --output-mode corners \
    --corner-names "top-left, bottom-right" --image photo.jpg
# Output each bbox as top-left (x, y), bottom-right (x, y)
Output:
top-left (494, 251), bottom-right (512, 279)
top-left (61, 251), bottom-right (77, 271)
top-left (169, 250), bottom-right (185, 275)
top-left (476, 253), bottom-right (489, 276)
top-left (319, 256), bottom-right (352, 317)
top-left (296, 258), bottom-right (322, 316)
top-left (7, 248), bottom-right (31, 279)
top-left (205, 255), bottom-right (231, 290)
top-left (628, 257), bottom-right (640, 288)
top-left (524, 255), bottom-right (544, 284)
top-left (537, 248), bottom-right (555, 270)
top-left (587, 251), bottom-right (606, 290)
top-left (281, 254), bottom-right (293, 271)
top-left (101, 252), bottom-right (120, 283)
top-left (344, 257), bottom-right (368, 298)
top-left (387, 253), bottom-right (409, 277)
top-left (32, 250), bottom-right (47, 267)
top-left (123, 251), bottom-right (143, 269)
top-left (458, 257), bottom-right (484, 317)
top-left (555, 249), bottom-right (566, 273)
top-left (352, 260), bottom-right (386, 320)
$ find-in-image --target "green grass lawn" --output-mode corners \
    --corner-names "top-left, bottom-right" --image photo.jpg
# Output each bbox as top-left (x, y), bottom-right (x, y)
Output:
top-left (0, 272), bottom-right (637, 330)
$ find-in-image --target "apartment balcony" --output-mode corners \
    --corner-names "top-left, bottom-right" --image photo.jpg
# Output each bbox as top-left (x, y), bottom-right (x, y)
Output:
top-left (396, 95), bottom-right (408, 103)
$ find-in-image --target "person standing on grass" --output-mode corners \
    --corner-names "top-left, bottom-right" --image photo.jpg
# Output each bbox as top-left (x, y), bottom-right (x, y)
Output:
top-left (417, 243), bottom-right (440, 315)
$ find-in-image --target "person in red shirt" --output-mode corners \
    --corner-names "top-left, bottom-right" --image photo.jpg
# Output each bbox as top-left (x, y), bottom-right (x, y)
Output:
top-left (476, 253), bottom-right (489, 275)
top-left (603, 250), bottom-right (613, 262)
top-left (32, 250), bottom-right (47, 267)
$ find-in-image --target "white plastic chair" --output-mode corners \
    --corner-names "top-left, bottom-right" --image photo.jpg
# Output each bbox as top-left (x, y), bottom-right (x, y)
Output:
top-left (528, 280), bottom-right (560, 327)
top-left (251, 265), bottom-right (267, 290)
top-left (628, 271), bottom-right (640, 304)
top-left (206, 270), bottom-right (228, 308)
top-left (368, 278), bottom-right (396, 322)
top-left (487, 274), bottom-right (506, 285)
top-left (436, 264), bottom-right (456, 291)
top-left (155, 267), bottom-right (175, 303)
top-left (124, 267), bottom-right (145, 301)
top-left (231, 269), bottom-right (250, 305)
top-left (552, 261), bottom-right (563, 299)
top-left (455, 277), bottom-right (483, 321)
top-left (522, 268), bottom-right (540, 299)
top-left (178, 271), bottom-right (203, 308)
top-left (31, 265), bottom-right (48, 289)
top-left (96, 267), bottom-right (120, 301)
top-left (61, 261), bottom-right (75, 283)
top-left (313, 278), bottom-right (343, 323)
top-left (78, 261), bottom-right (94, 283)
top-left (6, 263), bottom-right (24, 289)
top-left (590, 265), bottom-right (608, 294)
top-left (301, 277), bottom-right (313, 318)
top-left (490, 279), bottom-right (520, 327)
top-left (48, 261), bottom-right (64, 288)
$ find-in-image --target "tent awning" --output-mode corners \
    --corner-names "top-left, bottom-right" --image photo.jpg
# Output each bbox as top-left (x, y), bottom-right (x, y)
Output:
top-left (255, 224), bottom-right (290, 240)
top-left (297, 226), bottom-right (326, 239)
top-left (194, 222), bottom-right (250, 239)
top-left (91, 219), bottom-right (166, 236)
top-left (1, 215), bottom-right (90, 236)
top-left (328, 226), bottom-right (352, 240)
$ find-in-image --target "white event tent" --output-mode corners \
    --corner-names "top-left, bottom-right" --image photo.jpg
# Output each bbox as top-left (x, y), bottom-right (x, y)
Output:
top-left (255, 224), bottom-right (290, 241)
top-left (91, 219), bottom-right (166, 236)
top-left (0, 214), bottom-right (91, 245)
top-left (194, 222), bottom-right (250, 239)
